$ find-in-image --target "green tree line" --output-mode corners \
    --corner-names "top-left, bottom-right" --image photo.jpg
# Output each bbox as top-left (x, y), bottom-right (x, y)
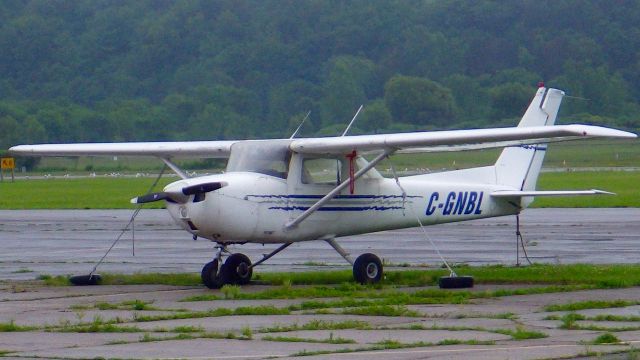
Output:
top-left (1, 0), bottom-right (639, 152)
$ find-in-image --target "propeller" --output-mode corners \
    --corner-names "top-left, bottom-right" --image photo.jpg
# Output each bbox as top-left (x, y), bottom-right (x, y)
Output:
top-left (131, 192), bottom-right (174, 204)
top-left (182, 182), bottom-right (224, 195)
top-left (130, 181), bottom-right (227, 204)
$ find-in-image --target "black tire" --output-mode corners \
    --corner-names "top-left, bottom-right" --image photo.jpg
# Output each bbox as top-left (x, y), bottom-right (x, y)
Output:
top-left (353, 253), bottom-right (383, 284)
top-left (69, 274), bottom-right (102, 286)
top-left (438, 275), bottom-right (474, 289)
top-left (223, 253), bottom-right (253, 285)
top-left (201, 260), bottom-right (224, 289)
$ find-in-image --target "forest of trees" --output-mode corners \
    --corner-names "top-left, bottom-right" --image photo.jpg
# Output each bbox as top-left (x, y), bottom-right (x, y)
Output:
top-left (1, 0), bottom-right (639, 153)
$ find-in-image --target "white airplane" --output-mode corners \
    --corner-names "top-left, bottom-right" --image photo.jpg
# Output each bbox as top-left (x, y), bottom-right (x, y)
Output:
top-left (10, 87), bottom-right (637, 288)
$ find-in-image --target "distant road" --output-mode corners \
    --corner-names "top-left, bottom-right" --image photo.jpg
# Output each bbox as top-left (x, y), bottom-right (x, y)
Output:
top-left (1, 208), bottom-right (639, 280)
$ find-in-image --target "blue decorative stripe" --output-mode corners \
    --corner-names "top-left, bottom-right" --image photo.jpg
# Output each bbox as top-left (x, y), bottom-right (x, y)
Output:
top-left (518, 144), bottom-right (547, 151)
top-left (248, 194), bottom-right (421, 199)
top-left (269, 206), bottom-right (405, 211)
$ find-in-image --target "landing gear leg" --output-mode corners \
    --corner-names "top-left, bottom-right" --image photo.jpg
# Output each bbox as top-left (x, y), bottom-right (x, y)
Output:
top-left (325, 238), bottom-right (383, 285)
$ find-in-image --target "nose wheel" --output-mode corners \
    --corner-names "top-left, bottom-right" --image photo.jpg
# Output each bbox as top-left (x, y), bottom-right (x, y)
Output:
top-left (201, 245), bottom-right (253, 289)
top-left (201, 259), bottom-right (224, 289)
top-left (223, 253), bottom-right (253, 285)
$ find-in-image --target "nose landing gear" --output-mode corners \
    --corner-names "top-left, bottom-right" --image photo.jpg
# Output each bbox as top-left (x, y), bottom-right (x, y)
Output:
top-left (201, 245), bottom-right (253, 289)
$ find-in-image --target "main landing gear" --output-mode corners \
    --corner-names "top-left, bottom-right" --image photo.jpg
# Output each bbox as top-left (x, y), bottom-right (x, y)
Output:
top-left (352, 253), bottom-right (383, 284)
top-left (325, 238), bottom-right (384, 285)
top-left (200, 240), bottom-right (386, 289)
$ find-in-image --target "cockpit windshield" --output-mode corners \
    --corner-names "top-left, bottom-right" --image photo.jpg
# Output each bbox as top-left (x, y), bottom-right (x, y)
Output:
top-left (226, 140), bottom-right (292, 179)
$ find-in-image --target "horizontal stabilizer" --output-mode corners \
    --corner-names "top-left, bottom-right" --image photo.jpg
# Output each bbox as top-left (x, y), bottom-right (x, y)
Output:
top-left (491, 189), bottom-right (615, 197)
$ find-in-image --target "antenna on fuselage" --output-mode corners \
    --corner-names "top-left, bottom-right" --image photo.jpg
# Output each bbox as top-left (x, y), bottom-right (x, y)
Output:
top-left (341, 105), bottom-right (364, 137)
top-left (289, 111), bottom-right (311, 139)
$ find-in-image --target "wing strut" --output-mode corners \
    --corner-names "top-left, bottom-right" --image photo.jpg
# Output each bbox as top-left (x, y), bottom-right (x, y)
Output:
top-left (160, 157), bottom-right (188, 179)
top-left (284, 149), bottom-right (395, 230)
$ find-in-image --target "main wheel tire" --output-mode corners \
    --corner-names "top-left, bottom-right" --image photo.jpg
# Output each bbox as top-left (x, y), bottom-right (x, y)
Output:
top-left (223, 253), bottom-right (253, 285)
top-left (438, 275), bottom-right (474, 289)
top-left (353, 253), bottom-right (383, 284)
top-left (201, 260), bottom-right (224, 289)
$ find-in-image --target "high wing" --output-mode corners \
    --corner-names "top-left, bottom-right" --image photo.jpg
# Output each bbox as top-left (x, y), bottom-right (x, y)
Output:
top-left (9, 140), bottom-right (237, 158)
top-left (290, 124), bottom-right (636, 155)
top-left (9, 125), bottom-right (635, 159)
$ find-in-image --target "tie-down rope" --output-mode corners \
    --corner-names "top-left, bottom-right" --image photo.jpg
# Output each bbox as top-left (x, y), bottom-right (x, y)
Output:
top-left (387, 159), bottom-right (457, 277)
top-left (89, 165), bottom-right (167, 276)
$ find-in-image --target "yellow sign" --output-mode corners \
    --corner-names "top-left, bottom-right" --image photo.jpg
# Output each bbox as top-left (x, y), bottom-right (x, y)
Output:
top-left (1, 157), bottom-right (15, 169)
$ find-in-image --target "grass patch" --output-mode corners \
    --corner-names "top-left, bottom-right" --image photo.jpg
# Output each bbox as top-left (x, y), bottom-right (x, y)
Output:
top-left (545, 300), bottom-right (640, 312)
top-left (391, 323), bottom-right (489, 332)
top-left (533, 170), bottom-right (640, 208)
top-left (11, 268), bottom-right (33, 274)
top-left (38, 264), bottom-right (640, 290)
top-left (0, 320), bottom-right (36, 332)
top-left (172, 325), bottom-right (205, 333)
top-left (140, 333), bottom-right (194, 342)
top-left (588, 314), bottom-right (640, 322)
top-left (38, 274), bottom-right (71, 286)
top-left (340, 304), bottom-right (421, 317)
top-left (254, 271), bottom-right (355, 286)
top-left (221, 285), bottom-right (241, 299)
top-left (262, 335), bottom-right (356, 344)
top-left (494, 327), bottom-right (547, 340)
top-left (591, 332), bottom-right (621, 344)
top-left (291, 338), bottom-right (495, 357)
top-left (456, 312), bottom-right (517, 320)
top-left (0, 177), bottom-right (173, 209)
top-left (100, 273), bottom-right (201, 286)
top-left (260, 320), bottom-right (372, 333)
top-left (40, 272), bottom-right (201, 287)
top-left (132, 305), bottom-right (289, 323)
top-left (241, 326), bottom-right (253, 339)
top-left (95, 299), bottom-right (158, 311)
top-left (183, 283), bottom-right (587, 312)
top-left (254, 264), bottom-right (640, 289)
top-left (52, 316), bottom-right (144, 333)
top-left (558, 313), bottom-right (586, 330)
top-left (556, 313), bottom-right (640, 332)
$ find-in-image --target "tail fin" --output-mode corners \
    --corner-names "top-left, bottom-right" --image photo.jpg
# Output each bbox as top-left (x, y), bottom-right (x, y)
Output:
top-left (494, 87), bottom-right (564, 207)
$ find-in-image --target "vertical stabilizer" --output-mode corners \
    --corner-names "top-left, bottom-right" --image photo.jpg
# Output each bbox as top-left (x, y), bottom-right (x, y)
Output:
top-left (494, 87), bottom-right (564, 207)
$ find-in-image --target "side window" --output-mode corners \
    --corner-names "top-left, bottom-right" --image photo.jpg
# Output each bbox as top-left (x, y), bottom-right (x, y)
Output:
top-left (302, 158), bottom-right (342, 185)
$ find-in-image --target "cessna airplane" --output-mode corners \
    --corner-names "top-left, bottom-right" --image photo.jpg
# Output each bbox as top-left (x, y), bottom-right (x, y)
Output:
top-left (9, 87), bottom-right (637, 288)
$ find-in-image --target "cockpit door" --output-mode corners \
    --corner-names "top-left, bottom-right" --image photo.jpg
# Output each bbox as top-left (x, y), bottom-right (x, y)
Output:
top-left (286, 154), bottom-right (347, 225)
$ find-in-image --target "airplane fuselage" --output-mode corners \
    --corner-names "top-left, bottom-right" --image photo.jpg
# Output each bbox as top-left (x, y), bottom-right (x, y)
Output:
top-left (165, 171), bottom-right (519, 244)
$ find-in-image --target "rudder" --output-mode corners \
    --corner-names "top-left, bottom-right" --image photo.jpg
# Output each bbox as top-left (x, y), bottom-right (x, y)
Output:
top-left (494, 87), bottom-right (565, 207)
